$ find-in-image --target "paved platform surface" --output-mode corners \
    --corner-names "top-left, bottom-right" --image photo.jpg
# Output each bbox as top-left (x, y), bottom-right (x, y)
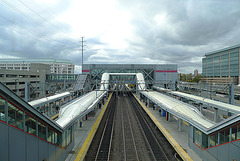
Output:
top-left (65, 107), bottom-right (103, 161)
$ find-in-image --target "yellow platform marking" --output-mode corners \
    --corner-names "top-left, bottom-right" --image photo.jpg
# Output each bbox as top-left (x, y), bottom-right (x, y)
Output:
top-left (51, 113), bottom-right (59, 120)
top-left (183, 120), bottom-right (189, 126)
top-left (165, 129), bottom-right (170, 133)
top-left (133, 93), bottom-right (193, 161)
top-left (74, 147), bottom-right (80, 154)
top-left (74, 92), bottom-right (113, 161)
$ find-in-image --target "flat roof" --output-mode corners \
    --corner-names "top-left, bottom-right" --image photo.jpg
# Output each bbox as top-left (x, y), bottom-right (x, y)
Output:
top-left (205, 44), bottom-right (240, 56)
top-left (0, 58), bottom-right (73, 64)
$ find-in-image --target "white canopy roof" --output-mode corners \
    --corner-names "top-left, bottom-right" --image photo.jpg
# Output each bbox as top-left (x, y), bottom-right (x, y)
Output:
top-left (170, 91), bottom-right (240, 114)
top-left (141, 91), bottom-right (215, 129)
top-left (28, 92), bottom-right (70, 107)
top-left (56, 73), bottom-right (146, 128)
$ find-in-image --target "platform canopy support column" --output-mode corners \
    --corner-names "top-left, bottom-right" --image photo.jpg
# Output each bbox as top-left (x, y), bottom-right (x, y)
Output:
top-left (178, 118), bottom-right (183, 131)
top-left (214, 107), bottom-right (218, 123)
top-left (199, 103), bottom-right (203, 114)
top-left (147, 98), bottom-right (150, 108)
top-left (168, 112), bottom-right (172, 122)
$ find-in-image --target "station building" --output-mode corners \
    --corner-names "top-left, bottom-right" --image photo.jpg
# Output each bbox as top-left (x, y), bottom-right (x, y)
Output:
top-left (0, 82), bottom-right (74, 161)
top-left (0, 58), bottom-right (75, 74)
top-left (82, 64), bottom-right (178, 90)
top-left (202, 44), bottom-right (240, 84)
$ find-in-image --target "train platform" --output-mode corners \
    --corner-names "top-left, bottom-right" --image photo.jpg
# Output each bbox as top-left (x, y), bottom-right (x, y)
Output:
top-left (65, 93), bottom-right (113, 161)
top-left (146, 108), bottom-right (201, 160)
top-left (134, 95), bottom-right (202, 161)
top-left (65, 92), bottom-right (201, 161)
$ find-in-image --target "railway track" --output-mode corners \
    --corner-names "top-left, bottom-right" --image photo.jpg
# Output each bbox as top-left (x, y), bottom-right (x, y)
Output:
top-left (85, 93), bottom-right (116, 161)
top-left (85, 92), bottom-right (181, 161)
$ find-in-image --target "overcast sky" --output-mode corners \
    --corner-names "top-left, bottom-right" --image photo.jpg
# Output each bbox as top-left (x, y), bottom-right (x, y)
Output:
top-left (0, 0), bottom-right (240, 74)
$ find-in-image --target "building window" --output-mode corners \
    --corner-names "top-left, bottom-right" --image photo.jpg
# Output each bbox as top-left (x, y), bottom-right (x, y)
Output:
top-left (47, 127), bottom-right (59, 145)
top-left (202, 132), bottom-right (208, 149)
top-left (38, 121), bottom-right (46, 140)
top-left (25, 113), bottom-right (37, 136)
top-left (6, 74), bottom-right (17, 78)
top-left (61, 127), bottom-right (72, 148)
top-left (210, 133), bottom-right (218, 147)
top-left (194, 128), bottom-right (201, 147)
top-left (232, 124), bottom-right (240, 141)
top-left (19, 75), bottom-right (28, 78)
top-left (0, 96), bottom-right (6, 122)
top-left (6, 82), bottom-right (15, 85)
top-left (8, 101), bottom-right (24, 130)
top-left (219, 128), bottom-right (230, 144)
top-left (48, 127), bottom-right (54, 143)
top-left (221, 53), bottom-right (229, 77)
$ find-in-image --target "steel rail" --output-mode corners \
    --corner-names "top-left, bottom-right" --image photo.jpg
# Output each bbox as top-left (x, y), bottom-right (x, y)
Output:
top-left (123, 95), bottom-right (139, 160)
top-left (120, 97), bottom-right (127, 161)
top-left (128, 92), bottom-right (170, 161)
top-left (125, 94), bottom-right (157, 161)
top-left (94, 95), bottom-right (116, 161)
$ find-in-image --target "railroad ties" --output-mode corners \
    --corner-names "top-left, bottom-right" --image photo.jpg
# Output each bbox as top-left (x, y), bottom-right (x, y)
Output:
top-left (85, 92), bottom-right (181, 161)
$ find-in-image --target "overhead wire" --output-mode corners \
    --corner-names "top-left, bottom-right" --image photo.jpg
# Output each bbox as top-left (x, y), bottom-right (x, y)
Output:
top-left (1, 0), bottom-right (59, 38)
top-left (0, 15), bottom-right (65, 47)
top-left (0, 0), bottom-right (82, 55)
top-left (17, 0), bottom-right (76, 43)
top-left (0, 22), bottom-right (62, 48)
top-left (0, 0), bottom-right (78, 47)
top-left (38, 0), bottom-right (69, 31)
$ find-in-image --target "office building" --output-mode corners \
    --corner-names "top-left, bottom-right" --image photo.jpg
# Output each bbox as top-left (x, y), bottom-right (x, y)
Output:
top-left (202, 44), bottom-right (240, 84)
top-left (0, 58), bottom-right (75, 74)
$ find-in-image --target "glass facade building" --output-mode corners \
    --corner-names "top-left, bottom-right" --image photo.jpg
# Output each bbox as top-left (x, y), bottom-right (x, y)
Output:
top-left (202, 45), bottom-right (240, 84)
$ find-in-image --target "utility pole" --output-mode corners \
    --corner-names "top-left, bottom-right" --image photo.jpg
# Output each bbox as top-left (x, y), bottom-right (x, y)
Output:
top-left (80, 37), bottom-right (87, 68)
top-left (81, 37), bottom-right (84, 66)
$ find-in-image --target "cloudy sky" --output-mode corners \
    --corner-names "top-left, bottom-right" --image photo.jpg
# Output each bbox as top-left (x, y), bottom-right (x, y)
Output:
top-left (0, 0), bottom-right (240, 74)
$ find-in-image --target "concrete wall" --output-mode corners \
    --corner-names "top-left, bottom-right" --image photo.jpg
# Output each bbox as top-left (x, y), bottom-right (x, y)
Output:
top-left (155, 64), bottom-right (178, 90)
top-left (0, 121), bottom-right (73, 161)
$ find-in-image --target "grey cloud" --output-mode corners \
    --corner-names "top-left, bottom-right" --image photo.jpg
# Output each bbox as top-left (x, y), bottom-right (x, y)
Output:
top-left (113, 0), bottom-right (240, 73)
top-left (0, 0), bottom-right (75, 59)
top-left (1, 0), bottom-right (240, 74)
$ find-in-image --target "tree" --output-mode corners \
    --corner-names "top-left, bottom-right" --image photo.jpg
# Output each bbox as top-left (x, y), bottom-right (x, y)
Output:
top-left (192, 75), bottom-right (202, 83)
